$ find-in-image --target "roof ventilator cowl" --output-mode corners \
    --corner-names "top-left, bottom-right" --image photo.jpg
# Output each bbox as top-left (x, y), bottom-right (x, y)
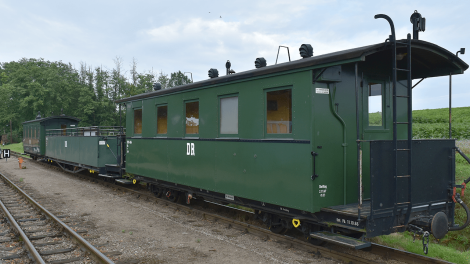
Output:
top-left (255, 57), bottom-right (266, 68)
top-left (153, 82), bottom-right (162, 91)
top-left (36, 111), bottom-right (42, 119)
top-left (299, 44), bottom-right (313, 58)
top-left (208, 68), bottom-right (219, 78)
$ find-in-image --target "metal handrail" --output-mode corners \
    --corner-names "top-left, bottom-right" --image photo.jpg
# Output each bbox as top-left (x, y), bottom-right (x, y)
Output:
top-left (46, 126), bottom-right (126, 137)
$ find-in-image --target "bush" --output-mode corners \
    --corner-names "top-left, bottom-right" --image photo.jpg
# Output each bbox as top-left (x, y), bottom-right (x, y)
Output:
top-left (413, 123), bottom-right (470, 139)
top-left (412, 107), bottom-right (470, 140)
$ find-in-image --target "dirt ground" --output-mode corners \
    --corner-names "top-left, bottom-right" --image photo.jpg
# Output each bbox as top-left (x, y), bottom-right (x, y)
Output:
top-left (0, 158), bottom-right (337, 264)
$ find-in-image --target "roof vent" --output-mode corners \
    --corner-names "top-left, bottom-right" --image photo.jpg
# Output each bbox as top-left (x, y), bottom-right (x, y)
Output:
top-left (36, 111), bottom-right (42, 119)
top-left (153, 82), bottom-right (162, 91)
top-left (208, 68), bottom-right (219, 78)
top-left (299, 44), bottom-right (313, 58)
top-left (255, 57), bottom-right (266, 68)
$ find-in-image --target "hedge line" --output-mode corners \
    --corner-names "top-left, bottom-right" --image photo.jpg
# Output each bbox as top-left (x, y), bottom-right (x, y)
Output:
top-left (413, 123), bottom-right (470, 139)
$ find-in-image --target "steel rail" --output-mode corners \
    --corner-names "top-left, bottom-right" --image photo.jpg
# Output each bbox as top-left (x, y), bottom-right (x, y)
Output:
top-left (0, 194), bottom-right (45, 263)
top-left (13, 152), bottom-right (452, 264)
top-left (0, 170), bottom-right (114, 264)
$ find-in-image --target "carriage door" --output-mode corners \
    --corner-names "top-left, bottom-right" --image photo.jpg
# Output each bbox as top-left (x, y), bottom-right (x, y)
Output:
top-left (361, 78), bottom-right (391, 199)
top-left (312, 82), bottom-right (344, 207)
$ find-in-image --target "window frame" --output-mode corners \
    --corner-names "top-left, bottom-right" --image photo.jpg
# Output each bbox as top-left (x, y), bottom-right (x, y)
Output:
top-left (218, 94), bottom-right (239, 137)
top-left (264, 86), bottom-right (293, 138)
top-left (365, 79), bottom-right (386, 130)
top-left (184, 99), bottom-right (200, 138)
top-left (133, 107), bottom-right (143, 137)
top-left (156, 104), bottom-right (168, 136)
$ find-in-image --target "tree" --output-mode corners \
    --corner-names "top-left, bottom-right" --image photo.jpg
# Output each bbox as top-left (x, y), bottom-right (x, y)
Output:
top-left (157, 70), bottom-right (170, 89)
top-left (168, 70), bottom-right (192, 88)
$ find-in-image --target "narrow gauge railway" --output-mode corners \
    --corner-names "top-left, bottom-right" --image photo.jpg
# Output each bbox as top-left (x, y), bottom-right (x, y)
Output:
top-left (0, 170), bottom-right (114, 264)
top-left (14, 151), bottom-right (453, 264)
top-left (21, 11), bottom-right (470, 253)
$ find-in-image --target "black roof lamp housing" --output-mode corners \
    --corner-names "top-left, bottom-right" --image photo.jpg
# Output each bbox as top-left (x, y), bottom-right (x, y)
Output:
top-left (299, 44), bottom-right (313, 58)
top-left (255, 57), bottom-right (267, 68)
top-left (208, 68), bottom-right (219, 78)
top-left (410, 10), bottom-right (425, 40)
top-left (457, 48), bottom-right (465, 56)
top-left (153, 82), bottom-right (162, 91)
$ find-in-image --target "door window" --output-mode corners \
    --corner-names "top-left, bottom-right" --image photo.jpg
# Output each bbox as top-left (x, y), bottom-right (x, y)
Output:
top-left (185, 101), bottom-right (199, 135)
top-left (134, 109), bottom-right (142, 135)
top-left (157, 105), bottom-right (168, 134)
top-left (368, 83), bottom-right (382, 126)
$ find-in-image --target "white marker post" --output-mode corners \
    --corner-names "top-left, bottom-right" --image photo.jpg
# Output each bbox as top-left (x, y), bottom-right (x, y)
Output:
top-left (3, 149), bottom-right (10, 162)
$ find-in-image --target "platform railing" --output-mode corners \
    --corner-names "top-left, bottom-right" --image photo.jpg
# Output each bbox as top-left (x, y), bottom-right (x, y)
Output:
top-left (46, 126), bottom-right (126, 137)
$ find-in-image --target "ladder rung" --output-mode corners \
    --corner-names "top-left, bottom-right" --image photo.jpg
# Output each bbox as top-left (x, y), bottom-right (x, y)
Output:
top-left (396, 149), bottom-right (410, 151)
top-left (396, 202), bottom-right (411, 205)
top-left (394, 122), bottom-right (410, 124)
top-left (395, 95), bottom-right (410, 98)
top-left (395, 41), bottom-right (409, 45)
top-left (396, 68), bottom-right (410, 72)
top-left (397, 175), bottom-right (411, 178)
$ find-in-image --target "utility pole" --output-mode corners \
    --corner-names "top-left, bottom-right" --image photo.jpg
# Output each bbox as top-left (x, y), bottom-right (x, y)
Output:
top-left (10, 120), bottom-right (12, 144)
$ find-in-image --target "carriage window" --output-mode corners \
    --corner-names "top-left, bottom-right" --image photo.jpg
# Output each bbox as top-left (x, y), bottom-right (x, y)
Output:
top-left (61, 124), bottom-right (66, 135)
top-left (185, 101), bottom-right (199, 134)
top-left (266, 89), bottom-right (292, 134)
top-left (134, 109), bottom-right (142, 135)
top-left (157, 105), bottom-right (168, 134)
top-left (220, 96), bottom-right (238, 134)
top-left (368, 83), bottom-right (382, 126)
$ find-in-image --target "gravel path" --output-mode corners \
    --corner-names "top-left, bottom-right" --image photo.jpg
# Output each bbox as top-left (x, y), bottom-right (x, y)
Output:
top-left (0, 158), bottom-right (336, 264)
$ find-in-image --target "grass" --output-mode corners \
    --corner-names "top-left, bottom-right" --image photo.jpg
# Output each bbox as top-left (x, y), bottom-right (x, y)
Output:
top-left (2, 142), bottom-right (29, 158)
top-left (374, 232), bottom-right (470, 263)
top-left (3, 142), bottom-right (24, 153)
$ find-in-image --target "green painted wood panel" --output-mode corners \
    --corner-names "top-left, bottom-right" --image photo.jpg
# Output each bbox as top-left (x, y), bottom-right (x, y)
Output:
top-left (46, 136), bottom-right (119, 168)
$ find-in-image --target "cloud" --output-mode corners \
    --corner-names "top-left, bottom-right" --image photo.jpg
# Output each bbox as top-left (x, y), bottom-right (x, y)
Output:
top-left (145, 18), bottom-right (283, 53)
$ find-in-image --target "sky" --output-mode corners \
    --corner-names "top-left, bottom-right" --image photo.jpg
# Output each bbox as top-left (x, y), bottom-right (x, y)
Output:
top-left (0, 0), bottom-right (468, 110)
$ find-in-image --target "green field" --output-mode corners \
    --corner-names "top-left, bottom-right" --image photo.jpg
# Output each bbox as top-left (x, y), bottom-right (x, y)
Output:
top-left (370, 106), bottom-right (470, 139)
top-left (413, 107), bottom-right (470, 139)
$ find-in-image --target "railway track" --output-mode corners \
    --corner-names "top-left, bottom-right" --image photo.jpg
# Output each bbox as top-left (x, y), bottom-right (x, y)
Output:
top-left (0, 168), bottom-right (114, 263)
top-left (11, 152), bottom-right (452, 264)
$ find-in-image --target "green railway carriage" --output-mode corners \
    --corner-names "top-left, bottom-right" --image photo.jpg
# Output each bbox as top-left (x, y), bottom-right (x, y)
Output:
top-left (117, 19), bottom-right (470, 245)
top-left (22, 115), bottom-right (80, 158)
top-left (22, 114), bottom-right (125, 176)
top-left (117, 36), bottom-right (468, 244)
top-left (44, 127), bottom-right (123, 173)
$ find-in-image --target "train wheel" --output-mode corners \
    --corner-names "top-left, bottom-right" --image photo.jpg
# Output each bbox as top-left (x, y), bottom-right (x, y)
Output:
top-left (269, 224), bottom-right (287, 234)
top-left (263, 214), bottom-right (287, 234)
top-left (165, 189), bottom-right (180, 203)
